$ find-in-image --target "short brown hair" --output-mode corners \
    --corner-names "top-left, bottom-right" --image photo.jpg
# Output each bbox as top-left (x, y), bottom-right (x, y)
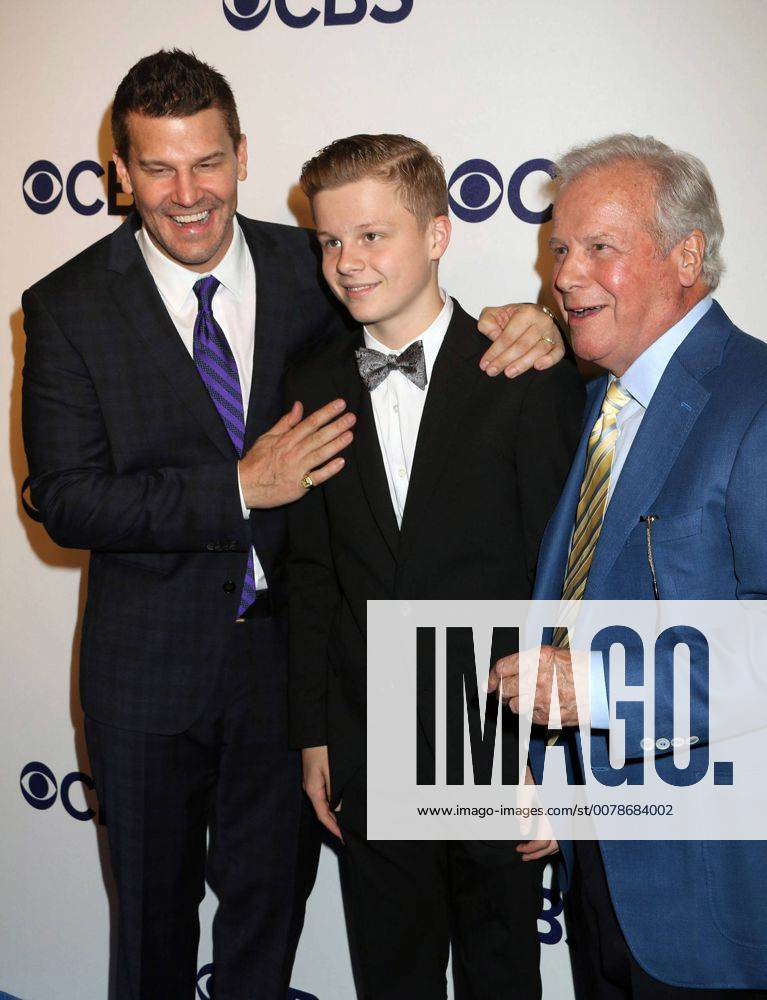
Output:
top-left (111, 49), bottom-right (241, 163)
top-left (300, 134), bottom-right (448, 225)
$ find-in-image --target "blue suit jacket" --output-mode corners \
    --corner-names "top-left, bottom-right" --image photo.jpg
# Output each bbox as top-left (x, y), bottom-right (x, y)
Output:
top-left (532, 301), bottom-right (767, 988)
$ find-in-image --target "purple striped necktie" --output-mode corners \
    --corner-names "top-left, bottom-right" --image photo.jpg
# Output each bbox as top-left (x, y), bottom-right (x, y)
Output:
top-left (193, 275), bottom-right (257, 618)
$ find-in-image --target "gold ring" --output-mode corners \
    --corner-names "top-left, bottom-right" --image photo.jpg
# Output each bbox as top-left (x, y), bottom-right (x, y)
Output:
top-left (300, 474), bottom-right (314, 491)
top-left (537, 305), bottom-right (558, 346)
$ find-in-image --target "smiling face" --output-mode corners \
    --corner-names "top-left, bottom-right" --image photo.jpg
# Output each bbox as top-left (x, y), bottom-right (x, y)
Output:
top-left (550, 161), bottom-right (696, 375)
top-left (113, 107), bottom-right (247, 273)
top-left (313, 176), bottom-right (450, 349)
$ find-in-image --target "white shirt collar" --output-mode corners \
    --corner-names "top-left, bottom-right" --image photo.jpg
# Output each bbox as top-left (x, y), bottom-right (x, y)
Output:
top-left (136, 217), bottom-right (247, 311)
top-left (617, 296), bottom-right (713, 408)
top-left (363, 289), bottom-right (453, 381)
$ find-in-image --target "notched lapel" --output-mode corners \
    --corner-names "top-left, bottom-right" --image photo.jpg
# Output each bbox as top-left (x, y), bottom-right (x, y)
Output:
top-left (106, 227), bottom-right (236, 460)
top-left (586, 357), bottom-right (710, 595)
top-left (333, 346), bottom-right (400, 560)
top-left (397, 309), bottom-right (484, 564)
top-left (240, 220), bottom-right (292, 450)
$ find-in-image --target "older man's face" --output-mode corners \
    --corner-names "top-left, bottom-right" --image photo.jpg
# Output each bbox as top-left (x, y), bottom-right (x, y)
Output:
top-left (549, 162), bottom-right (683, 375)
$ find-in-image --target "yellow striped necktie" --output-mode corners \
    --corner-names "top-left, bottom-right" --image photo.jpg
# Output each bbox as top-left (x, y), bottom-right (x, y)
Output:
top-left (553, 379), bottom-right (632, 648)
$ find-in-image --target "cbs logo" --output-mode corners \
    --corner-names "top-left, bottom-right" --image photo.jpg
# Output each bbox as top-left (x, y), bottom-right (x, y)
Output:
top-left (223, 0), bottom-right (411, 29)
top-left (196, 964), bottom-right (318, 999)
top-left (23, 160), bottom-right (133, 216)
top-left (537, 880), bottom-right (564, 946)
top-left (19, 761), bottom-right (98, 821)
top-left (448, 157), bottom-right (555, 224)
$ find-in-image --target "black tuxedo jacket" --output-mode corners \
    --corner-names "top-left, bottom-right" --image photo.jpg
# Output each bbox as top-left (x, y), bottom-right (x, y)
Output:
top-left (286, 301), bottom-right (585, 800)
top-left (22, 212), bottom-right (348, 735)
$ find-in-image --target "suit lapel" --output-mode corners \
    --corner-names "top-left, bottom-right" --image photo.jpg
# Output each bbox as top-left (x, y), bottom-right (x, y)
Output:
top-left (106, 216), bottom-right (235, 460)
top-left (537, 301), bottom-right (732, 600)
top-left (585, 313), bottom-right (731, 595)
top-left (333, 340), bottom-right (400, 560)
top-left (397, 303), bottom-right (485, 564)
top-left (239, 217), bottom-right (293, 451)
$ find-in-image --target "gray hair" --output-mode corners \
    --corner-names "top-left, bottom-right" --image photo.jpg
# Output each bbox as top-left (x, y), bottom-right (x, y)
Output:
top-left (554, 133), bottom-right (724, 290)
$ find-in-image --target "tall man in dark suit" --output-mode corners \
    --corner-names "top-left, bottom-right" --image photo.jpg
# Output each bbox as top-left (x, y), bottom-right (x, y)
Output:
top-left (286, 134), bottom-right (585, 999)
top-left (21, 49), bottom-right (357, 1000)
top-left (491, 134), bottom-right (767, 997)
top-left (21, 53), bottom-right (565, 1000)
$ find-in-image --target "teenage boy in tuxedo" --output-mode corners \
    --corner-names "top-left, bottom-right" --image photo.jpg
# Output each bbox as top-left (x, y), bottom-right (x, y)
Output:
top-left (285, 134), bottom-right (584, 1000)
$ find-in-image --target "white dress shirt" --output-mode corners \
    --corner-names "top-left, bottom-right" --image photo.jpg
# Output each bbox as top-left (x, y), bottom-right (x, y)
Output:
top-left (136, 221), bottom-right (267, 590)
top-left (363, 292), bottom-right (454, 526)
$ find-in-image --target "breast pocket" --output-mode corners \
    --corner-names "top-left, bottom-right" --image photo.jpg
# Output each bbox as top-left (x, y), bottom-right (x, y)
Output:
top-left (623, 509), bottom-right (703, 599)
top-left (624, 509), bottom-right (703, 548)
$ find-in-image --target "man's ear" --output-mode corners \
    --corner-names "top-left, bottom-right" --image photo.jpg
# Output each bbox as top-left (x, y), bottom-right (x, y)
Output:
top-left (236, 134), bottom-right (248, 182)
top-left (113, 151), bottom-right (133, 196)
top-left (677, 229), bottom-right (705, 288)
top-left (430, 214), bottom-right (451, 261)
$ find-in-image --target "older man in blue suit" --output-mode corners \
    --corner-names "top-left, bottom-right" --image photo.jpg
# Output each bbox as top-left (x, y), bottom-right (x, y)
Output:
top-left (491, 134), bottom-right (767, 997)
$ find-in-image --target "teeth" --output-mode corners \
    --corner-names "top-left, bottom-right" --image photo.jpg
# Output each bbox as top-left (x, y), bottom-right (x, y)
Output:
top-left (172, 210), bottom-right (210, 224)
top-left (571, 306), bottom-right (601, 316)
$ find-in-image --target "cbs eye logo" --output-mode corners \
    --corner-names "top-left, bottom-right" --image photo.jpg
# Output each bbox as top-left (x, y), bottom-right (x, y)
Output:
top-left (19, 761), bottom-right (97, 821)
top-left (222, 0), bottom-right (412, 29)
top-left (196, 965), bottom-right (318, 999)
top-left (23, 160), bottom-right (132, 216)
top-left (448, 157), bottom-right (555, 224)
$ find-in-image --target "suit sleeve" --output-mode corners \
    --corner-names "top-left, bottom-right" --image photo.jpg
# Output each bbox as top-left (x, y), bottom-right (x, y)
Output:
top-left (514, 361), bottom-right (585, 586)
top-left (22, 287), bottom-right (250, 553)
top-left (285, 365), bottom-right (341, 749)
top-left (726, 399), bottom-right (767, 597)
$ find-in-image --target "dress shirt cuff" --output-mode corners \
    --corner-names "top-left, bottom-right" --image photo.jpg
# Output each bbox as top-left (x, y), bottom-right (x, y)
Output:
top-left (236, 463), bottom-right (250, 519)
top-left (590, 650), bottom-right (610, 730)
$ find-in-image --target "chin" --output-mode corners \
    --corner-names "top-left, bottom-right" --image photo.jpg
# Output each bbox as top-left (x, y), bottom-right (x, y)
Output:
top-left (166, 237), bottom-right (222, 268)
top-left (570, 329), bottom-right (610, 365)
top-left (344, 304), bottom-right (379, 325)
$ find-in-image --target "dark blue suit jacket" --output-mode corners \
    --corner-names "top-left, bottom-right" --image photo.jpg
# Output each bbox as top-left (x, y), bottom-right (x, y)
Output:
top-left (22, 212), bottom-right (348, 736)
top-left (532, 301), bottom-right (767, 988)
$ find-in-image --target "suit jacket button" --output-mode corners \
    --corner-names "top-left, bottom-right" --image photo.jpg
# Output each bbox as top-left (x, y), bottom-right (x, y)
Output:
top-left (206, 542), bottom-right (216, 551)
top-left (223, 579), bottom-right (236, 593)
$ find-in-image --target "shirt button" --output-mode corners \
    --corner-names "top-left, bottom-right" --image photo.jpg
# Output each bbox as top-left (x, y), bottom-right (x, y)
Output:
top-left (655, 737), bottom-right (671, 751)
top-left (398, 467), bottom-right (406, 479)
top-left (393, 403), bottom-right (399, 413)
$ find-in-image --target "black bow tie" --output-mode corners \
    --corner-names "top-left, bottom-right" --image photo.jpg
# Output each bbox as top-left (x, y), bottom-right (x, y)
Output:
top-left (355, 340), bottom-right (427, 392)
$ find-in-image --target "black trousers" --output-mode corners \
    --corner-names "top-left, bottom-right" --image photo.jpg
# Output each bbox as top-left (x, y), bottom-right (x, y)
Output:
top-left (85, 619), bottom-right (321, 1000)
top-left (567, 840), bottom-right (767, 1000)
top-left (337, 773), bottom-right (544, 1000)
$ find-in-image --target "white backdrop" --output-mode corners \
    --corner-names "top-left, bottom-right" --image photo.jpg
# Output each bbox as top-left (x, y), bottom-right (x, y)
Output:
top-left (2, 2), bottom-right (766, 998)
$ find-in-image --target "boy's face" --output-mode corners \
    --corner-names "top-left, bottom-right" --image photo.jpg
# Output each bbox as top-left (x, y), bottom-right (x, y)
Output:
top-left (313, 176), bottom-right (450, 345)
